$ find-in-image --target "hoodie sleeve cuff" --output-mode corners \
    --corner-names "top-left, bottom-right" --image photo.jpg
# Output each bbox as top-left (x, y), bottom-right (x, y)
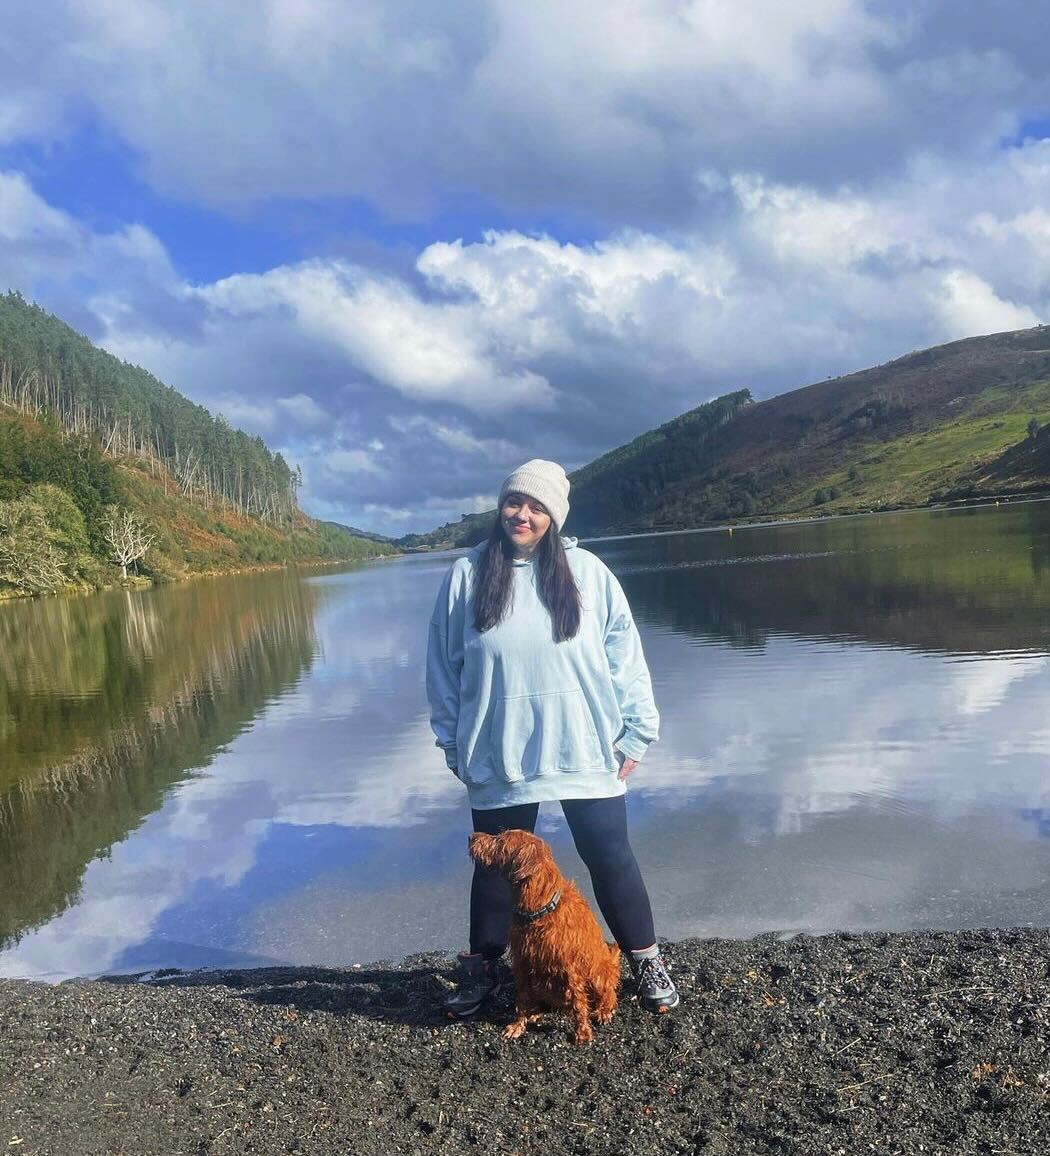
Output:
top-left (441, 745), bottom-right (459, 771)
top-left (615, 731), bottom-right (651, 763)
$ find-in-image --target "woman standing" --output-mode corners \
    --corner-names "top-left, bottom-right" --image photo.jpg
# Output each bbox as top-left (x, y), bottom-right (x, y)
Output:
top-left (427, 459), bottom-right (679, 1018)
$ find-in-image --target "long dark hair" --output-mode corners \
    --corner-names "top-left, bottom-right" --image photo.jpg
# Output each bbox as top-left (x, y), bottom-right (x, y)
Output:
top-left (472, 516), bottom-right (582, 642)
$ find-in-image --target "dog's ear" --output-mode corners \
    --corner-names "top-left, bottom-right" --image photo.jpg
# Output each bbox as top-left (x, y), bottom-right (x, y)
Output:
top-left (508, 839), bottom-right (542, 884)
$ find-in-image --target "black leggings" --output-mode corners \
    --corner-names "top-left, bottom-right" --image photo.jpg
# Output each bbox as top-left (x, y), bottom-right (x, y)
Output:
top-left (469, 794), bottom-right (656, 958)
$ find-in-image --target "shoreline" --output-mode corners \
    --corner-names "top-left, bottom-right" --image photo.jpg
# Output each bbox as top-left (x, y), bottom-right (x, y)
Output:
top-left (0, 551), bottom-right (397, 604)
top-left (4, 490), bottom-right (1045, 594)
top-left (411, 490), bottom-right (1050, 554)
top-left (3, 927), bottom-right (1048, 1155)
top-left (582, 489), bottom-right (1050, 544)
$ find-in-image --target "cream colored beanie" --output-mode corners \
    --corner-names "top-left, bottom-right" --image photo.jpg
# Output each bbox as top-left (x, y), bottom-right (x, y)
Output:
top-left (498, 459), bottom-right (570, 530)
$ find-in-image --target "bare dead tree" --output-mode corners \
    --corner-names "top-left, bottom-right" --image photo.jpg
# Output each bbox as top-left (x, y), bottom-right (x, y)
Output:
top-left (102, 505), bottom-right (155, 579)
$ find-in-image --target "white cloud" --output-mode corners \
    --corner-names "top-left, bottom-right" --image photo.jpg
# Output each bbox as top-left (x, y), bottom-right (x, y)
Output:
top-left (197, 261), bottom-right (558, 413)
top-left (362, 492), bottom-right (496, 524)
top-left (4, 2), bottom-right (1050, 220)
top-left (325, 449), bottom-right (380, 475)
top-left (213, 397), bottom-right (276, 434)
top-left (389, 414), bottom-right (516, 462)
top-left (275, 392), bottom-right (329, 428)
top-left (0, 171), bottom-right (181, 284)
top-left (730, 174), bottom-right (898, 268)
top-left (935, 269), bottom-right (1041, 339)
top-left (0, 170), bottom-right (77, 244)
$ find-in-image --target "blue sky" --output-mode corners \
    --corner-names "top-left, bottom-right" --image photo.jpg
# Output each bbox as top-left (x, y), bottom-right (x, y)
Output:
top-left (2, 1), bottom-right (1050, 535)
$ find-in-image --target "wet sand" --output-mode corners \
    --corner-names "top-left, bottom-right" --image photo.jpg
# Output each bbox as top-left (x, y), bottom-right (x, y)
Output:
top-left (1, 928), bottom-right (1048, 1155)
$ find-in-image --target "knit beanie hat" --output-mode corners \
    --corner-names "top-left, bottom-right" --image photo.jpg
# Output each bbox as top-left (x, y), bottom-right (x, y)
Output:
top-left (498, 459), bottom-right (570, 530)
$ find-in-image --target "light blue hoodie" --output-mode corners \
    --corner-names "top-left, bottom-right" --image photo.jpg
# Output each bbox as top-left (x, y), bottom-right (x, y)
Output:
top-left (426, 537), bottom-right (660, 809)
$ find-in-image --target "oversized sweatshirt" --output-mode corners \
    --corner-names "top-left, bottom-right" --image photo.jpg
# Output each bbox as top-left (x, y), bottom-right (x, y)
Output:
top-left (426, 537), bottom-right (660, 809)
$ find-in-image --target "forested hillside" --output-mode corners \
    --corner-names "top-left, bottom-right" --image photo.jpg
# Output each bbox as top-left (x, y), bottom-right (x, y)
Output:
top-left (0, 292), bottom-right (297, 523)
top-left (0, 293), bottom-right (391, 596)
top-left (402, 326), bottom-right (1050, 548)
top-left (568, 389), bottom-right (753, 528)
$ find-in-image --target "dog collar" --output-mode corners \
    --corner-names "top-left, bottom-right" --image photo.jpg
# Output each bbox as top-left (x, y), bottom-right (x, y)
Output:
top-left (514, 890), bottom-right (562, 923)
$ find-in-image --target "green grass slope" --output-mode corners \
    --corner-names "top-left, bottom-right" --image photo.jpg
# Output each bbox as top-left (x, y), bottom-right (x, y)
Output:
top-left (697, 327), bottom-right (1050, 524)
top-left (115, 456), bottom-right (392, 579)
top-left (0, 405), bottom-right (391, 596)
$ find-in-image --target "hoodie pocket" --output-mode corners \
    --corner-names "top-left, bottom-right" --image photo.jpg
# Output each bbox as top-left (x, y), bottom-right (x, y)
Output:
top-left (468, 688), bottom-right (605, 784)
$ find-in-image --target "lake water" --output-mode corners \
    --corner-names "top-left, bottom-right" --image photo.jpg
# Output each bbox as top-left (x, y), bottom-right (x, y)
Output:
top-left (2, 501), bottom-right (1050, 981)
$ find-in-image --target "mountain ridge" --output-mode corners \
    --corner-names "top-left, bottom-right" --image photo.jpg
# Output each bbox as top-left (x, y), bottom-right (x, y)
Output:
top-left (398, 324), bottom-right (1050, 549)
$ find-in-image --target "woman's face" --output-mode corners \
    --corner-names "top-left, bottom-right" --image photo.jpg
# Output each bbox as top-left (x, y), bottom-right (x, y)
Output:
top-left (501, 492), bottom-right (552, 555)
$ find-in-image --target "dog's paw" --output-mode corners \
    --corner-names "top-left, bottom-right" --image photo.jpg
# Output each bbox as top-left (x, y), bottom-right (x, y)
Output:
top-left (573, 1027), bottom-right (594, 1045)
top-left (502, 1021), bottom-right (527, 1040)
top-left (595, 1009), bottom-right (615, 1024)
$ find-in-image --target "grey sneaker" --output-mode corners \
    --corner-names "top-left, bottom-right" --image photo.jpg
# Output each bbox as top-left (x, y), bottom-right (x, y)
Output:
top-left (631, 952), bottom-right (680, 1014)
top-left (442, 952), bottom-right (505, 1018)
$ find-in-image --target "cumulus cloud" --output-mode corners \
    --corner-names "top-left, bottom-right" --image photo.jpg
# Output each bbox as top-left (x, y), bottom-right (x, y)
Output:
top-left (212, 397), bottom-right (277, 435)
top-left (325, 449), bottom-right (380, 475)
top-left (275, 393), bottom-right (330, 428)
top-left (0, 170), bottom-right (178, 295)
top-left (5, 1), bottom-right (1050, 222)
top-left (195, 261), bottom-right (558, 414)
top-left (935, 269), bottom-right (1040, 339)
top-left (388, 414), bottom-right (516, 462)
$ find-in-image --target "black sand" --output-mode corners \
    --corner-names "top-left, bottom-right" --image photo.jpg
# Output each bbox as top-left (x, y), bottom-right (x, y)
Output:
top-left (2, 928), bottom-right (1049, 1155)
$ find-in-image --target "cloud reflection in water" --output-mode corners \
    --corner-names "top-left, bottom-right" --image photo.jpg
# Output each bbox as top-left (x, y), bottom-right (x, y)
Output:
top-left (2, 505), bottom-right (1050, 979)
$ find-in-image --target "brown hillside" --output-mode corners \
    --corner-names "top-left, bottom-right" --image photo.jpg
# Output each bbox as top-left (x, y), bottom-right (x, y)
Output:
top-left (714, 326), bottom-right (1050, 464)
top-left (640, 326), bottom-right (1050, 527)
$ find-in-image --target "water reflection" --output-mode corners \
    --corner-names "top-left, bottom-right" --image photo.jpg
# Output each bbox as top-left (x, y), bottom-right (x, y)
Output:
top-left (0, 571), bottom-right (319, 953)
top-left (1, 503), bottom-right (1049, 980)
top-left (602, 501), bottom-right (1050, 655)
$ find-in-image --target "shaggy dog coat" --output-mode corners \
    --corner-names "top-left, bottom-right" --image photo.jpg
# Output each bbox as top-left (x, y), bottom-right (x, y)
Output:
top-left (469, 829), bottom-right (621, 1044)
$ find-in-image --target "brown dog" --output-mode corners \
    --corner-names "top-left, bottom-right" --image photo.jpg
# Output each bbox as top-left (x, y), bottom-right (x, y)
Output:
top-left (469, 829), bottom-right (621, 1044)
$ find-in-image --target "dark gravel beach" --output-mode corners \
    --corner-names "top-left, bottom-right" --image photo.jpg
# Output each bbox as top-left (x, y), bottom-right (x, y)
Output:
top-left (2, 928), bottom-right (1049, 1156)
